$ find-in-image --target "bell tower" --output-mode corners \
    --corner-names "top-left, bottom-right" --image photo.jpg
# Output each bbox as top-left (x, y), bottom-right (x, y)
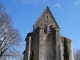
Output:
top-left (23, 6), bottom-right (74, 60)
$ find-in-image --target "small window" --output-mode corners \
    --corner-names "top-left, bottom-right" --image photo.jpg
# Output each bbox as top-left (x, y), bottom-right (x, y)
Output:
top-left (44, 26), bottom-right (47, 33)
top-left (46, 16), bottom-right (48, 20)
top-left (49, 26), bottom-right (53, 33)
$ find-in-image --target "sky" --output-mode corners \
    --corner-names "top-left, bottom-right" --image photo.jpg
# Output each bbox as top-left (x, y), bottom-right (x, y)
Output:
top-left (0, 0), bottom-right (80, 53)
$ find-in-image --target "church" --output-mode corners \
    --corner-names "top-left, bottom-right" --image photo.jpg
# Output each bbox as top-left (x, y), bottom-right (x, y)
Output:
top-left (23, 6), bottom-right (74, 60)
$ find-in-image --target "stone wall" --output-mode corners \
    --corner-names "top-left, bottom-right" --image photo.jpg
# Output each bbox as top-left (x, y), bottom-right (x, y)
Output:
top-left (44, 33), bottom-right (56, 60)
top-left (39, 28), bottom-right (45, 60)
top-left (33, 7), bottom-right (59, 31)
top-left (38, 26), bottom-right (60, 60)
top-left (31, 27), bottom-right (39, 60)
top-left (66, 38), bottom-right (73, 60)
top-left (24, 36), bottom-right (31, 60)
top-left (60, 36), bottom-right (73, 60)
top-left (55, 30), bottom-right (61, 60)
top-left (60, 36), bottom-right (64, 60)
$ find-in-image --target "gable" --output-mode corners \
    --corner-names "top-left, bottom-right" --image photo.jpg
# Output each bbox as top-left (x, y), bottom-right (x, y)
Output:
top-left (33, 6), bottom-right (60, 30)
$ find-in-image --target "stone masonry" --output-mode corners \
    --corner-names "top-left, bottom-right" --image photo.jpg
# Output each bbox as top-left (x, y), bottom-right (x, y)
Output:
top-left (23, 6), bottom-right (74, 60)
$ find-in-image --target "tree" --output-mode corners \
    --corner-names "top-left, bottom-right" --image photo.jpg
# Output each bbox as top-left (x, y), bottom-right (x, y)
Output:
top-left (74, 49), bottom-right (80, 60)
top-left (0, 3), bottom-right (23, 59)
top-left (64, 38), bottom-right (69, 60)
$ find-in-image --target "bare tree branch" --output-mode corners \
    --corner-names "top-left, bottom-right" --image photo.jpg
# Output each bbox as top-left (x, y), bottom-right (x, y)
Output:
top-left (0, 3), bottom-right (23, 60)
top-left (74, 49), bottom-right (80, 60)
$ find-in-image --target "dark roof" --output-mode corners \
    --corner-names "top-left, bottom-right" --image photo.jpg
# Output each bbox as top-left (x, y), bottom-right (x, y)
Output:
top-left (27, 32), bottom-right (33, 36)
top-left (25, 32), bottom-right (33, 41)
top-left (23, 51), bottom-right (25, 54)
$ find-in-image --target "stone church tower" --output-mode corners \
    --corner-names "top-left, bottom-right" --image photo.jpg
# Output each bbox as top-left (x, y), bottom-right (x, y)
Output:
top-left (23, 6), bottom-right (74, 60)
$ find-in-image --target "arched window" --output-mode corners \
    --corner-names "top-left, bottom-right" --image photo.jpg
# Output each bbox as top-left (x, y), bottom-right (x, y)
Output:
top-left (49, 26), bottom-right (53, 33)
top-left (46, 16), bottom-right (48, 20)
top-left (44, 25), bottom-right (47, 33)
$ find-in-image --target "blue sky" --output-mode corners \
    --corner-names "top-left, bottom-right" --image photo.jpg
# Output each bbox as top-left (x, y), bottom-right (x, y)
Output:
top-left (1, 0), bottom-right (80, 51)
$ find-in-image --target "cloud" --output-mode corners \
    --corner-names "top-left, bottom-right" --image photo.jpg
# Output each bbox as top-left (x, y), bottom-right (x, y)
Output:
top-left (21, 0), bottom-right (47, 4)
top-left (11, 0), bottom-right (47, 5)
top-left (52, 3), bottom-right (62, 9)
top-left (22, 0), bottom-right (29, 4)
top-left (75, 1), bottom-right (80, 5)
top-left (21, 0), bottom-right (38, 5)
top-left (41, 0), bottom-right (47, 4)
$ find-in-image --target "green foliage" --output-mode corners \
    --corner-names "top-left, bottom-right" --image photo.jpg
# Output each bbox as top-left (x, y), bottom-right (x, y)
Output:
top-left (64, 38), bottom-right (70, 60)
top-left (30, 50), bottom-right (35, 60)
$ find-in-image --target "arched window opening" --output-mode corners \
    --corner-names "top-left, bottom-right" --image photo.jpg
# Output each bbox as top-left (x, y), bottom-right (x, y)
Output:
top-left (46, 16), bottom-right (48, 20)
top-left (49, 26), bottom-right (53, 34)
top-left (53, 28), bottom-right (56, 40)
top-left (44, 26), bottom-right (47, 33)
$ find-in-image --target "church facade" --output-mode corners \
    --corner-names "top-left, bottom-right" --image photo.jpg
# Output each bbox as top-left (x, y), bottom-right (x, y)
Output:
top-left (23, 6), bottom-right (74, 60)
